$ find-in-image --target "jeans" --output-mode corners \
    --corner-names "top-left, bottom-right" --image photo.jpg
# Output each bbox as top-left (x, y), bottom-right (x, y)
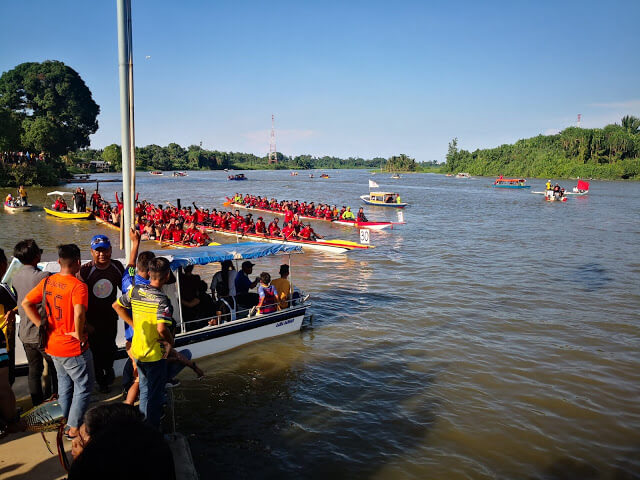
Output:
top-left (51, 350), bottom-right (95, 429)
top-left (136, 359), bottom-right (167, 428)
top-left (23, 343), bottom-right (58, 405)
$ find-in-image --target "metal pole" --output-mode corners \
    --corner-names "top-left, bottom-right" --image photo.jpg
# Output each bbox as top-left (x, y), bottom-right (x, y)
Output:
top-left (117, 0), bottom-right (133, 259)
top-left (127, 0), bottom-right (136, 232)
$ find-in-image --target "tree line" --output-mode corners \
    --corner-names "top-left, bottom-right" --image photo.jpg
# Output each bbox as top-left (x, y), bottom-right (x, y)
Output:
top-left (445, 117), bottom-right (640, 179)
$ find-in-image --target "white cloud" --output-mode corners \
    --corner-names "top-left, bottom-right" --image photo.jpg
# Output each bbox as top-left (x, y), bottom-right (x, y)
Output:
top-left (588, 99), bottom-right (640, 110)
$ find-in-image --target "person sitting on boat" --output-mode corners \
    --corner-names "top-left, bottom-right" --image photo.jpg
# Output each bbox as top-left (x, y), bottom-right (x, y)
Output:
top-left (281, 222), bottom-right (296, 240)
top-left (357, 208), bottom-right (368, 222)
top-left (553, 184), bottom-right (561, 200)
top-left (255, 217), bottom-right (266, 235)
top-left (256, 272), bottom-right (278, 315)
top-left (271, 264), bottom-right (292, 310)
top-left (210, 260), bottom-right (237, 301)
top-left (299, 224), bottom-right (323, 241)
top-left (209, 282), bottom-right (236, 326)
top-left (268, 218), bottom-right (281, 237)
top-left (545, 180), bottom-right (552, 191)
top-left (5, 193), bottom-right (13, 206)
top-left (385, 195), bottom-right (393, 203)
top-left (396, 194), bottom-right (402, 204)
top-left (342, 207), bottom-right (355, 220)
top-left (191, 228), bottom-right (211, 246)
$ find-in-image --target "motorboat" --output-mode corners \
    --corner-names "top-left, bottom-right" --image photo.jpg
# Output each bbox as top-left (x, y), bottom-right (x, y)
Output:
top-left (10, 242), bottom-right (311, 378)
top-left (493, 178), bottom-right (530, 189)
top-left (228, 173), bottom-right (247, 181)
top-left (3, 201), bottom-right (32, 213)
top-left (150, 171), bottom-right (164, 176)
top-left (43, 191), bottom-right (93, 219)
top-left (455, 172), bottom-right (471, 178)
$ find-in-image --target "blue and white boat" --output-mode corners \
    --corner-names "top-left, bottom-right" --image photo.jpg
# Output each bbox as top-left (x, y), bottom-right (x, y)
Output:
top-left (11, 242), bottom-right (310, 377)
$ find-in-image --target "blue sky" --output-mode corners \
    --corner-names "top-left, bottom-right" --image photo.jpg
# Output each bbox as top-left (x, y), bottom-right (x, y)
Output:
top-left (1, 1), bottom-right (638, 161)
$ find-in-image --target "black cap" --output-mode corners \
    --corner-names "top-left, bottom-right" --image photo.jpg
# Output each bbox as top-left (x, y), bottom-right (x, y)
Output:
top-left (242, 261), bottom-right (255, 269)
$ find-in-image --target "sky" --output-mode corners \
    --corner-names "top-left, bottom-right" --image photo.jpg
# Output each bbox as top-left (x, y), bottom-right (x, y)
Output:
top-left (1, 0), bottom-right (639, 161)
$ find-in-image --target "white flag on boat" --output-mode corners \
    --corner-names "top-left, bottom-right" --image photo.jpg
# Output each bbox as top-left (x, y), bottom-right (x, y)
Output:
top-left (369, 179), bottom-right (379, 189)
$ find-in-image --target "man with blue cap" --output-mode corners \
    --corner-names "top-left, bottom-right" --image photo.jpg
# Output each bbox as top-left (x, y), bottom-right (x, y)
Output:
top-left (77, 234), bottom-right (124, 393)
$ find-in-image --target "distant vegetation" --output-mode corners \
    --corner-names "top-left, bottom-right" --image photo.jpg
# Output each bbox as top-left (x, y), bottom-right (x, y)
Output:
top-left (445, 117), bottom-right (640, 180)
top-left (72, 146), bottom-right (439, 174)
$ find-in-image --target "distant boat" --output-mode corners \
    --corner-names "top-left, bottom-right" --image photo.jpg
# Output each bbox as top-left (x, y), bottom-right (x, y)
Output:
top-left (4, 202), bottom-right (32, 213)
top-left (390, 173), bottom-right (400, 179)
top-left (172, 171), bottom-right (188, 177)
top-left (150, 171), bottom-right (163, 176)
top-left (309, 174), bottom-right (314, 178)
top-left (228, 173), bottom-right (247, 181)
top-left (493, 178), bottom-right (530, 189)
top-left (290, 171), bottom-right (298, 176)
top-left (567, 179), bottom-right (590, 195)
top-left (320, 173), bottom-right (330, 179)
top-left (456, 172), bottom-right (471, 178)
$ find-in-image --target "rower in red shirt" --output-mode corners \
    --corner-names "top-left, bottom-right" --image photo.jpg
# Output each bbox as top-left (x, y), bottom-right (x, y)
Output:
top-left (255, 217), bottom-right (266, 234)
top-left (281, 222), bottom-right (296, 240)
top-left (268, 218), bottom-right (281, 237)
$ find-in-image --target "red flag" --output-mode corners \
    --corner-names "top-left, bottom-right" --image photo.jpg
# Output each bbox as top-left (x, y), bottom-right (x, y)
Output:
top-left (577, 180), bottom-right (589, 191)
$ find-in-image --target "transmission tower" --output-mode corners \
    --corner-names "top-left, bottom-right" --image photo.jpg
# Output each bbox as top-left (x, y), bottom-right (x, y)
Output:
top-left (268, 114), bottom-right (277, 164)
top-left (577, 114), bottom-right (582, 128)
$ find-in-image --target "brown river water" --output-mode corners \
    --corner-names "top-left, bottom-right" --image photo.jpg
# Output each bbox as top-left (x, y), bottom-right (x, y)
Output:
top-left (1, 170), bottom-right (639, 479)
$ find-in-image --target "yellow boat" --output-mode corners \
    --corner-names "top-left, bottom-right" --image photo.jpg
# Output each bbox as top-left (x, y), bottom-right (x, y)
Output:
top-left (44, 191), bottom-right (93, 220)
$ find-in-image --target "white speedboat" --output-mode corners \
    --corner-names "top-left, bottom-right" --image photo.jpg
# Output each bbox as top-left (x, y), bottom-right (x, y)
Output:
top-left (10, 242), bottom-right (310, 378)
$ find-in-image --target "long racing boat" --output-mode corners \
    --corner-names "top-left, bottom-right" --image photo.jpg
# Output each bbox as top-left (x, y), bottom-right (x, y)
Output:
top-left (225, 198), bottom-right (402, 230)
top-left (205, 224), bottom-right (374, 254)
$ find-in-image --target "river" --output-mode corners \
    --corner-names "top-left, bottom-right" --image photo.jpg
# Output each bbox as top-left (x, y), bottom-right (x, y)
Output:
top-left (1, 170), bottom-right (639, 479)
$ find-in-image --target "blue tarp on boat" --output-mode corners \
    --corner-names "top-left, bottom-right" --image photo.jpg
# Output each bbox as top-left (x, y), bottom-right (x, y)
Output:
top-left (151, 242), bottom-right (302, 269)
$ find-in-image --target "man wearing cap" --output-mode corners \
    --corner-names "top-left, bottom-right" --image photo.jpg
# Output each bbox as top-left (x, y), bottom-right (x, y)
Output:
top-left (78, 235), bottom-right (124, 393)
top-left (234, 261), bottom-right (259, 310)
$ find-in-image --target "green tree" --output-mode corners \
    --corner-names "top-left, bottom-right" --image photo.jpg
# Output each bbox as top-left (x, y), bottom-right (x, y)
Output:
top-left (0, 60), bottom-right (99, 156)
top-left (621, 115), bottom-right (640, 135)
top-left (102, 144), bottom-right (122, 171)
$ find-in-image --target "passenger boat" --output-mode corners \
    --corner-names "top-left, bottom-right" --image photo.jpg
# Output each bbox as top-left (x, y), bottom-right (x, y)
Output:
top-left (362, 180), bottom-right (408, 208)
top-left (43, 191), bottom-right (93, 219)
top-left (360, 192), bottom-right (407, 208)
top-left (228, 173), bottom-right (247, 181)
top-left (150, 170), bottom-right (163, 176)
top-left (11, 242), bottom-right (310, 378)
top-left (205, 224), bottom-right (374, 254)
top-left (224, 198), bottom-right (403, 230)
top-left (493, 178), bottom-right (530, 189)
top-left (3, 202), bottom-right (32, 213)
top-left (455, 172), bottom-right (471, 178)
top-left (172, 171), bottom-right (188, 177)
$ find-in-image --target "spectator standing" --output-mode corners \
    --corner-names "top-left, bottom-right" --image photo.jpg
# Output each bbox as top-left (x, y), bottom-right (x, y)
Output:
top-left (113, 257), bottom-right (174, 428)
top-left (12, 239), bottom-right (57, 405)
top-left (78, 235), bottom-right (124, 393)
top-left (120, 230), bottom-right (154, 405)
top-left (234, 260), bottom-right (259, 310)
top-left (22, 244), bottom-right (94, 439)
top-left (271, 264), bottom-right (292, 310)
top-left (0, 248), bottom-right (19, 433)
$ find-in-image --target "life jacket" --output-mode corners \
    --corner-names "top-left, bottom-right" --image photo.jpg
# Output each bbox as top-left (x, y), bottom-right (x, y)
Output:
top-left (258, 285), bottom-right (277, 314)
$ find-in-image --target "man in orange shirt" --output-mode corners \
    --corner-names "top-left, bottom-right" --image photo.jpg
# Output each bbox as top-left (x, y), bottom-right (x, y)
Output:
top-left (22, 244), bottom-right (94, 439)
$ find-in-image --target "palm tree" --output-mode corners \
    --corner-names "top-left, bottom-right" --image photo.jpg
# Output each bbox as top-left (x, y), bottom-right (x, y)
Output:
top-left (621, 115), bottom-right (640, 134)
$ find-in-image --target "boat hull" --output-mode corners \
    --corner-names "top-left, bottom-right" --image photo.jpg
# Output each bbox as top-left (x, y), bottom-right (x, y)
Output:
top-left (360, 195), bottom-right (408, 208)
top-left (205, 226), bottom-right (372, 253)
top-left (44, 207), bottom-right (93, 219)
top-left (492, 185), bottom-right (531, 189)
top-left (4, 203), bottom-right (32, 213)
